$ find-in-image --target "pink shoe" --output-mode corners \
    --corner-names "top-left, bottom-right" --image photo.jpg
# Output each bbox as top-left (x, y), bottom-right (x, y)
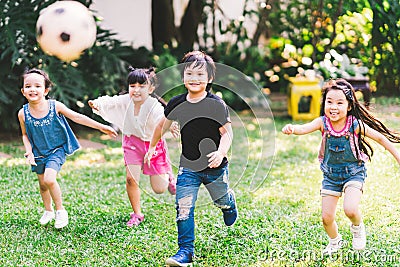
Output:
top-left (168, 173), bottom-right (176, 195)
top-left (127, 213), bottom-right (144, 227)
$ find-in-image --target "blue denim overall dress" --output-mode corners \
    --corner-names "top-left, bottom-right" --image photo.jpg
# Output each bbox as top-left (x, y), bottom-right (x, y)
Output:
top-left (318, 115), bottom-right (367, 197)
top-left (24, 100), bottom-right (80, 173)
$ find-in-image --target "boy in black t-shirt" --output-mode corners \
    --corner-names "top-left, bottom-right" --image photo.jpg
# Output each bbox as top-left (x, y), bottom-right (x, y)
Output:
top-left (145, 51), bottom-right (238, 266)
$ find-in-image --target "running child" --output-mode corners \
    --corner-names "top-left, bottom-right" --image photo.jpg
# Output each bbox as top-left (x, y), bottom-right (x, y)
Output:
top-left (88, 67), bottom-right (176, 227)
top-left (18, 68), bottom-right (117, 229)
top-left (282, 78), bottom-right (400, 254)
top-left (145, 51), bottom-right (238, 266)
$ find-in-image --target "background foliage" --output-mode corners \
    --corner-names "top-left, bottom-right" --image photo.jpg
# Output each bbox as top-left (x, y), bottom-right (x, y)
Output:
top-left (0, 0), bottom-right (153, 133)
top-left (1, 0), bottom-right (400, 133)
top-left (369, 0), bottom-right (400, 95)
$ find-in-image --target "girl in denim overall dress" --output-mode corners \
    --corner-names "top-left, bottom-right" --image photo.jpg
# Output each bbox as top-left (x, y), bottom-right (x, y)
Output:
top-left (282, 78), bottom-right (400, 254)
top-left (18, 68), bottom-right (117, 229)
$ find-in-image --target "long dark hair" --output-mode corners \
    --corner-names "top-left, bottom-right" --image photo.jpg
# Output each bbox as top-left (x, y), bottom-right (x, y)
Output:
top-left (320, 78), bottom-right (400, 160)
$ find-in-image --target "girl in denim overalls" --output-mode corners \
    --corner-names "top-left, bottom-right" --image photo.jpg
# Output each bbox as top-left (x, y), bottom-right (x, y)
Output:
top-left (18, 69), bottom-right (117, 229)
top-left (282, 78), bottom-right (400, 254)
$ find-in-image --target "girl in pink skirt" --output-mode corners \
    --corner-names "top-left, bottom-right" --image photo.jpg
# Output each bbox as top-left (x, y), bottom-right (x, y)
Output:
top-left (89, 67), bottom-right (177, 227)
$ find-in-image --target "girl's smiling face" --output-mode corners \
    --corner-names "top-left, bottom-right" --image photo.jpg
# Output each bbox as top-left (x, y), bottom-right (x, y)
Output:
top-left (183, 62), bottom-right (211, 95)
top-left (129, 82), bottom-right (154, 104)
top-left (324, 89), bottom-right (351, 123)
top-left (21, 73), bottom-right (49, 102)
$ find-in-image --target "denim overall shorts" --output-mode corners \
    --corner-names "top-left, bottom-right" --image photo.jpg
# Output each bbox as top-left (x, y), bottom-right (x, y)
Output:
top-left (319, 116), bottom-right (367, 197)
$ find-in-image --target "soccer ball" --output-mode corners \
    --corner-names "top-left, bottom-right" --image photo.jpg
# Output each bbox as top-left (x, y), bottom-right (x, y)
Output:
top-left (36, 1), bottom-right (97, 62)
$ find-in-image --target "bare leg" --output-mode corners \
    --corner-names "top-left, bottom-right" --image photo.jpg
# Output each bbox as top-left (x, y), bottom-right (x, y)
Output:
top-left (126, 165), bottom-right (143, 216)
top-left (150, 174), bottom-right (169, 194)
top-left (321, 195), bottom-right (340, 238)
top-left (38, 173), bottom-right (53, 211)
top-left (343, 187), bottom-right (363, 225)
top-left (43, 168), bottom-right (64, 211)
top-left (344, 186), bottom-right (366, 250)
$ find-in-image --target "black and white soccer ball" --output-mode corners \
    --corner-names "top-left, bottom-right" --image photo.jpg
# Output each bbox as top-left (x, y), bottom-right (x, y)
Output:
top-left (36, 1), bottom-right (97, 62)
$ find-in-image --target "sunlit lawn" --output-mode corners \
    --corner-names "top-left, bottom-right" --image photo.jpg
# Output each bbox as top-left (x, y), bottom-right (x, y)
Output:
top-left (0, 98), bottom-right (399, 266)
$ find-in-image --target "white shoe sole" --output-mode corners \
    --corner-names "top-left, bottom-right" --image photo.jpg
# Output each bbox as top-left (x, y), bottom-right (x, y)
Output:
top-left (55, 220), bottom-right (68, 229)
top-left (39, 213), bottom-right (55, 225)
top-left (39, 218), bottom-right (54, 225)
top-left (165, 258), bottom-right (192, 267)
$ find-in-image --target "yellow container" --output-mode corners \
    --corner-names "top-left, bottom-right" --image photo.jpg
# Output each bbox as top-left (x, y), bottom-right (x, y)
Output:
top-left (288, 77), bottom-right (322, 120)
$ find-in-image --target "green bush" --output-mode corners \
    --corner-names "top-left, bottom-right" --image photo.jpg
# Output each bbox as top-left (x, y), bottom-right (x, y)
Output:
top-left (0, 0), bottom-right (152, 133)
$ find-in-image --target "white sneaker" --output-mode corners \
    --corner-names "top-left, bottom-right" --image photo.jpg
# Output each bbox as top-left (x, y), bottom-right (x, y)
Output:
top-left (350, 223), bottom-right (366, 250)
top-left (39, 210), bottom-right (55, 225)
top-left (323, 234), bottom-right (343, 255)
top-left (55, 210), bottom-right (69, 229)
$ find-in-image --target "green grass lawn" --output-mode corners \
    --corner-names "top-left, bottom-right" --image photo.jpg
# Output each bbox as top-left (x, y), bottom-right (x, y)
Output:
top-left (1, 101), bottom-right (399, 266)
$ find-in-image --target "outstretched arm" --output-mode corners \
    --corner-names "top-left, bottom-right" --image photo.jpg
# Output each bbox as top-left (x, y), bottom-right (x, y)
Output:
top-left (56, 101), bottom-right (117, 138)
top-left (144, 116), bottom-right (173, 165)
top-left (362, 124), bottom-right (400, 165)
top-left (282, 117), bottom-right (323, 135)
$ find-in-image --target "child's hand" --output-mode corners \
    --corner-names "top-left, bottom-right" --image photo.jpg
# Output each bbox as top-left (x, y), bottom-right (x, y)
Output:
top-left (282, 124), bottom-right (295, 135)
top-left (88, 100), bottom-right (99, 111)
top-left (169, 121), bottom-right (180, 139)
top-left (144, 146), bottom-right (156, 167)
top-left (100, 125), bottom-right (118, 138)
top-left (24, 152), bottom-right (37, 166)
top-left (207, 150), bottom-right (224, 168)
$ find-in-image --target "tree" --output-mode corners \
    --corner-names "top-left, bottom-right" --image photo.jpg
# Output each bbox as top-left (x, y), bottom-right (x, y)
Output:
top-left (151, 0), bottom-right (175, 52)
top-left (0, 0), bottom-right (151, 133)
top-left (369, 0), bottom-right (400, 95)
top-left (151, 0), bottom-right (205, 54)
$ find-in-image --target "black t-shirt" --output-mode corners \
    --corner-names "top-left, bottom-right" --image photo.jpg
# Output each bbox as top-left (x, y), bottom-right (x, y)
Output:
top-left (165, 92), bottom-right (231, 171)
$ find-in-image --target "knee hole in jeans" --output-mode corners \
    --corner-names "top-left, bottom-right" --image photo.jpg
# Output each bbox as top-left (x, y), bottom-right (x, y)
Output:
top-left (177, 195), bottom-right (193, 221)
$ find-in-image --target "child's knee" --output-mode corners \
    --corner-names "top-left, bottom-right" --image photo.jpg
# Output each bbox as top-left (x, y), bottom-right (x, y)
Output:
top-left (39, 184), bottom-right (48, 191)
top-left (43, 177), bottom-right (56, 187)
top-left (126, 175), bottom-right (138, 186)
top-left (153, 187), bottom-right (166, 194)
top-left (176, 196), bottom-right (193, 221)
top-left (344, 206), bottom-right (359, 219)
top-left (322, 212), bottom-right (335, 225)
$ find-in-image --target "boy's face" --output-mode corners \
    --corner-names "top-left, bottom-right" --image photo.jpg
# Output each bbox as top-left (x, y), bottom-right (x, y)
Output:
top-left (183, 62), bottom-right (212, 95)
top-left (21, 73), bottom-right (49, 102)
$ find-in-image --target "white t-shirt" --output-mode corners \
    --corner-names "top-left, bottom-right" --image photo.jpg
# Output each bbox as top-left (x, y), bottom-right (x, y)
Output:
top-left (92, 94), bottom-right (164, 141)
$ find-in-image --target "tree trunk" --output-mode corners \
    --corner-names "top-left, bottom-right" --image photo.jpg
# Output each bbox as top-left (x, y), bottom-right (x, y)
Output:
top-left (177, 0), bottom-right (205, 53)
top-left (151, 0), bottom-right (176, 52)
top-left (251, 0), bottom-right (278, 46)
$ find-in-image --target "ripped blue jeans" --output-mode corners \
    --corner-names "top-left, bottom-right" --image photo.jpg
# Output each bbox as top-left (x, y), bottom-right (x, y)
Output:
top-left (175, 166), bottom-right (234, 254)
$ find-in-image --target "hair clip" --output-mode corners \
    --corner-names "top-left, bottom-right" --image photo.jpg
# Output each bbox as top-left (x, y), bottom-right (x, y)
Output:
top-left (343, 88), bottom-right (354, 101)
top-left (333, 84), bottom-right (353, 101)
top-left (146, 67), bottom-right (156, 75)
